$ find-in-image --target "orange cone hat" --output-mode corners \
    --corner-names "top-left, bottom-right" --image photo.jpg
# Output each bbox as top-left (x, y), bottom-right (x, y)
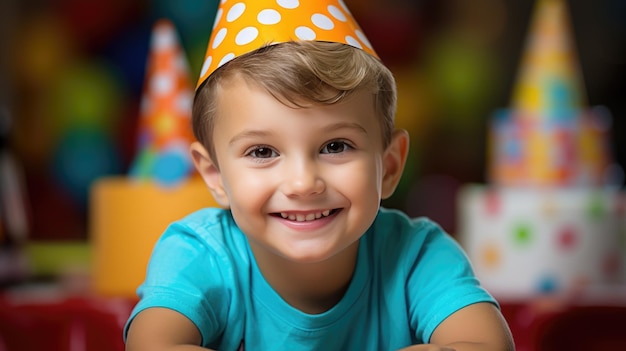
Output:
top-left (196, 0), bottom-right (378, 89)
top-left (129, 19), bottom-right (196, 186)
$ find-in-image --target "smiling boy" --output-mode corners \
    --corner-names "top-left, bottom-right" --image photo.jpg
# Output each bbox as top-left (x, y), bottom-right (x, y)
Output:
top-left (124, 1), bottom-right (514, 350)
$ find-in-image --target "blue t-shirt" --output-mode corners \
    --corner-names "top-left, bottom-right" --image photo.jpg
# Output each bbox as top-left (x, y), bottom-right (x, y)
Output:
top-left (125, 207), bottom-right (496, 350)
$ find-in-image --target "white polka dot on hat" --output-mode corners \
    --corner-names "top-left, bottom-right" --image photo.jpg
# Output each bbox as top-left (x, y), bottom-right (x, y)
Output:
top-left (196, 0), bottom-right (378, 90)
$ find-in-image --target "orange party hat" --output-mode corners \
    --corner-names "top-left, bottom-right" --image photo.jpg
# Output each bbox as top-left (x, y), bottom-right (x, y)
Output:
top-left (129, 19), bottom-right (196, 186)
top-left (196, 0), bottom-right (378, 89)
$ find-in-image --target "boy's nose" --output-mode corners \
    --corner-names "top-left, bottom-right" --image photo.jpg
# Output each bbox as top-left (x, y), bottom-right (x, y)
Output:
top-left (281, 159), bottom-right (325, 197)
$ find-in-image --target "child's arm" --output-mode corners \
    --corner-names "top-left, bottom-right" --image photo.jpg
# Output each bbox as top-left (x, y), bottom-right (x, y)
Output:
top-left (125, 307), bottom-right (214, 351)
top-left (398, 302), bottom-right (515, 351)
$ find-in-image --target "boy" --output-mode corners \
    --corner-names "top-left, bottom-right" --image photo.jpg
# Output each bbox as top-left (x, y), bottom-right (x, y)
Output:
top-left (125, 1), bottom-right (514, 350)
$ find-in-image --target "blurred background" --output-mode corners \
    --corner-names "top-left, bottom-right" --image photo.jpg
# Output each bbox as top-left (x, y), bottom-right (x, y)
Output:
top-left (0, 0), bottom-right (626, 349)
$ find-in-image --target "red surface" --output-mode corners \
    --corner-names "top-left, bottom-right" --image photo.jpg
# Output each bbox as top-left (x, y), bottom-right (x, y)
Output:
top-left (1, 291), bottom-right (626, 351)
top-left (499, 295), bottom-right (626, 351)
top-left (0, 293), bottom-right (135, 351)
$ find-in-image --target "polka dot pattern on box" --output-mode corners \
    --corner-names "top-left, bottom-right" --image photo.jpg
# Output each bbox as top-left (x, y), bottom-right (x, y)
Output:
top-left (556, 226), bottom-right (577, 250)
top-left (459, 185), bottom-right (625, 298)
top-left (479, 243), bottom-right (501, 269)
top-left (197, 0), bottom-right (378, 89)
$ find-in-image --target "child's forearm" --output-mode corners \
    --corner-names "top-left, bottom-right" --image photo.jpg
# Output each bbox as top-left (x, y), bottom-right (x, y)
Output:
top-left (444, 341), bottom-right (514, 351)
top-left (125, 308), bottom-right (210, 351)
top-left (397, 341), bottom-right (514, 351)
top-left (396, 344), bottom-right (456, 351)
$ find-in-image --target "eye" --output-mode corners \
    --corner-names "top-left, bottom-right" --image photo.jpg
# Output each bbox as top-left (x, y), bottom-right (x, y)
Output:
top-left (246, 146), bottom-right (278, 159)
top-left (321, 141), bottom-right (351, 154)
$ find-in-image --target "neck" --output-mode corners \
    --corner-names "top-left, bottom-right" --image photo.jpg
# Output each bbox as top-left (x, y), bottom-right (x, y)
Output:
top-left (251, 241), bottom-right (359, 314)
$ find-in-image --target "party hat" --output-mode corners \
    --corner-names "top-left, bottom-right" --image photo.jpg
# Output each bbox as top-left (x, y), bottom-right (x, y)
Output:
top-left (510, 0), bottom-right (587, 120)
top-left (128, 19), bottom-right (196, 187)
top-left (196, 0), bottom-right (378, 89)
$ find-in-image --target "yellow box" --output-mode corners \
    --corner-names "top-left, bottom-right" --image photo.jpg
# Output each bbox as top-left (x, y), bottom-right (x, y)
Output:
top-left (89, 176), bottom-right (218, 298)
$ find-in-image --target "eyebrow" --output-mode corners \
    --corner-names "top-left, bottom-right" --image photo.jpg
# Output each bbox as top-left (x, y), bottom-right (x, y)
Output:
top-left (228, 122), bottom-right (369, 146)
top-left (228, 130), bottom-right (272, 146)
top-left (323, 122), bottom-right (369, 136)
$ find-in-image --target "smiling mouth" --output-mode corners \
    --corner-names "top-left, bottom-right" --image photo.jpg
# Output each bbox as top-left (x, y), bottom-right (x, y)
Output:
top-left (273, 209), bottom-right (340, 222)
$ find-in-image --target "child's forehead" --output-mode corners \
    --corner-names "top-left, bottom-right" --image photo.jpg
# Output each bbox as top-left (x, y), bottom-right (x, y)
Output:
top-left (216, 78), bottom-right (376, 121)
top-left (214, 71), bottom-right (352, 109)
top-left (214, 73), bottom-right (280, 102)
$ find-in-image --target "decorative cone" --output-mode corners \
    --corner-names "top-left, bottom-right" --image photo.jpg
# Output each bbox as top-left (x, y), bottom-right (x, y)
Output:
top-left (196, 0), bottom-right (378, 89)
top-left (511, 0), bottom-right (587, 120)
top-left (488, 0), bottom-right (613, 186)
top-left (129, 19), bottom-right (196, 187)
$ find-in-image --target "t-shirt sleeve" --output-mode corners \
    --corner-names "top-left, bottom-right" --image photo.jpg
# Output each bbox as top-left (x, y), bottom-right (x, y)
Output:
top-left (405, 219), bottom-right (498, 343)
top-left (123, 221), bottom-right (231, 346)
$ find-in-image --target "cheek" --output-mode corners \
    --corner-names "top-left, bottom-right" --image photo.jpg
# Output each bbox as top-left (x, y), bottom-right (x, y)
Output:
top-left (333, 159), bottom-right (383, 199)
top-left (221, 168), bottom-right (272, 209)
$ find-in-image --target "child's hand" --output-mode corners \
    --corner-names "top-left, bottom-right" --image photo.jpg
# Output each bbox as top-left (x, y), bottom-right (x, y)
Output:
top-left (396, 345), bottom-right (455, 351)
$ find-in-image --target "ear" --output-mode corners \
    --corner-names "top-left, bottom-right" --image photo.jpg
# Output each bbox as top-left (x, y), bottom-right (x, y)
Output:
top-left (190, 141), bottom-right (230, 208)
top-left (381, 129), bottom-right (410, 199)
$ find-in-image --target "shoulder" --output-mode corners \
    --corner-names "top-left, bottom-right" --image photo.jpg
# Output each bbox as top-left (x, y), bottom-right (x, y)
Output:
top-left (133, 208), bottom-right (248, 346)
top-left (368, 207), bottom-right (490, 301)
top-left (370, 210), bottom-right (497, 343)
top-left (146, 207), bottom-right (250, 294)
top-left (365, 207), bottom-right (470, 289)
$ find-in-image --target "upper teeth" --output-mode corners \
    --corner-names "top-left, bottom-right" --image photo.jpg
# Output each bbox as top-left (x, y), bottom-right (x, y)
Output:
top-left (280, 210), bottom-right (331, 222)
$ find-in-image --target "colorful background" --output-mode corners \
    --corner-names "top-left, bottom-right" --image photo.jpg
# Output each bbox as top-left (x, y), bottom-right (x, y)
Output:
top-left (0, 0), bottom-right (624, 257)
top-left (1, 1), bottom-right (626, 350)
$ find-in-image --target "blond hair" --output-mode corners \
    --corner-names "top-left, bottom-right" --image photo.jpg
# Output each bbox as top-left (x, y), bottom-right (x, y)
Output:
top-left (192, 41), bottom-right (396, 161)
